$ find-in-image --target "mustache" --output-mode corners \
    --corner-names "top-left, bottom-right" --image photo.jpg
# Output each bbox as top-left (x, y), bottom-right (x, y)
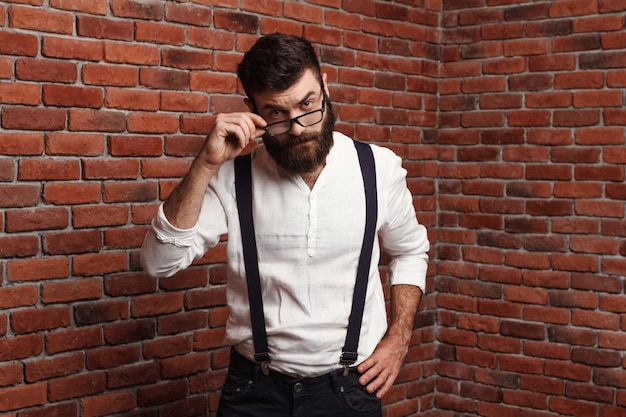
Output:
top-left (283, 132), bottom-right (316, 146)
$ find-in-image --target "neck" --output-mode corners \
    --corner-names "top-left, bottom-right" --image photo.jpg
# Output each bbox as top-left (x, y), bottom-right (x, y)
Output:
top-left (300, 164), bottom-right (324, 189)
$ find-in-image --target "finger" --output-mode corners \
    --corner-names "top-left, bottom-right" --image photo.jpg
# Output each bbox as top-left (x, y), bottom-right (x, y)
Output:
top-left (374, 376), bottom-right (394, 399)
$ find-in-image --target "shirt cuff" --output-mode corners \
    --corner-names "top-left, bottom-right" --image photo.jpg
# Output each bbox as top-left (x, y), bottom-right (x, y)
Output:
top-left (151, 204), bottom-right (199, 248)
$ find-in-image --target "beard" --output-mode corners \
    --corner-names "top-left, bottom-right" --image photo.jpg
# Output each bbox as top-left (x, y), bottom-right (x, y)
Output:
top-left (262, 99), bottom-right (335, 175)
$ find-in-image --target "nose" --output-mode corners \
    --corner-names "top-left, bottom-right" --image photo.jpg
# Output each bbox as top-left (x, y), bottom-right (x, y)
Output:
top-left (288, 120), bottom-right (306, 136)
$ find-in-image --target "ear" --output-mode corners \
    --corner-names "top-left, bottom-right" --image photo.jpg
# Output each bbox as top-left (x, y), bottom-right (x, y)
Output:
top-left (322, 72), bottom-right (329, 97)
top-left (244, 97), bottom-right (254, 112)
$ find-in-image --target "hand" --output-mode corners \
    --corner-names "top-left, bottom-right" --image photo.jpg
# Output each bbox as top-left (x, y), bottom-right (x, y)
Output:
top-left (356, 333), bottom-right (408, 399)
top-left (198, 112), bottom-right (266, 170)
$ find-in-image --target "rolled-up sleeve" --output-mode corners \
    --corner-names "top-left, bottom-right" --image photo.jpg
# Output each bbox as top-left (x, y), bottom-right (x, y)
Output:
top-left (141, 180), bottom-right (229, 278)
top-left (377, 148), bottom-right (430, 292)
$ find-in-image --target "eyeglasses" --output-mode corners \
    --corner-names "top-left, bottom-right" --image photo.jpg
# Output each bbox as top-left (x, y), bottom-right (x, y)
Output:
top-left (263, 100), bottom-right (325, 137)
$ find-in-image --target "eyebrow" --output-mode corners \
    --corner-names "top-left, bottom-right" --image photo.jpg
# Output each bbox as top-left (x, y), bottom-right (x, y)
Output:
top-left (260, 89), bottom-right (319, 112)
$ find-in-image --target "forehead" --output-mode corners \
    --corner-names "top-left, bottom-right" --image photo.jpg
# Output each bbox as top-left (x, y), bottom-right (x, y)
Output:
top-left (253, 69), bottom-right (320, 110)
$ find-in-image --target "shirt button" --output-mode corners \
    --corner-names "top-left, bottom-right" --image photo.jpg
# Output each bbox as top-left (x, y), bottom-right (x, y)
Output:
top-left (293, 382), bottom-right (303, 393)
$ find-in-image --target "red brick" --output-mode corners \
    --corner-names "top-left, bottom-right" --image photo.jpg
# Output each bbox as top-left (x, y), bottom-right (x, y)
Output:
top-left (74, 299), bottom-right (129, 325)
top-left (104, 318), bottom-right (155, 345)
top-left (189, 72), bottom-right (237, 94)
top-left (549, 397), bottom-right (598, 417)
top-left (0, 30), bottom-right (38, 56)
top-left (107, 362), bottom-right (159, 389)
top-left (72, 204), bottom-right (129, 228)
top-left (545, 360), bottom-right (591, 382)
top-left (73, 251), bottom-right (127, 276)
top-left (158, 310), bottom-right (206, 336)
top-left (161, 91), bottom-right (208, 112)
top-left (131, 203), bottom-right (159, 224)
top-left (111, 0), bottom-right (164, 20)
top-left (135, 20), bottom-right (185, 45)
top-left (0, 184), bottom-right (40, 208)
top-left (86, 345), bottom-right (140, 370)
top-left (104, 42), bottom-right (160, 65)
top-left (0, 285), bottom-right (38, 308)
top-left (50, 0), bottom-right (107, 14)
top-left (42, 36), bottom-right (103, 61)
top-left (76, 15), bottom-right (133, 40)
top-left (83, 63), bottom-right (137, 86)
top-left (7, 257), bottom-right (69, 281)
top-left (161, 48), bottom-right (214, 70)
top-left (0, 82), bottom-right (40, 105)
top-left (43, 182), bottom-right (101, 205)
top-left (144, 335), bottom-right (193, 359)
top-left (550, 0), bottom-right (598, 17)
top-left (140, 67), bottom-right (189, 90)
top-left (0, 334), bottom-right (42, 361)
top-left (19, 159), bottom-right (79, 181)
top-left (46, 326), bottom-right (103, 354)
top-left (43, 84), bottom-right (103, 108)
top-left (132, 292), bottom-right (183, 317)
top-left (48, 372), bottom-right (106, 402)
top-left (104, 225), bottom-right (149, 249)
top-left (0, 133), bottom-right (44, 155)
top-left (68, 109), bottom-right (126, 132)
top-left (83, 159), bottom-right (140, 179)
top-left (82, 391), bottom-right (136, 417)
top-left (0, 362), bottom-right (22, 387)
top-left (572, 346), bottom-right (622, 367)
top-left (166, 3), bottom-right (213, 27)
top-left (8, 5), bottom-right (72, 34)
top-left (45, 132), bottom-right (104, 156)
top-left (2, 106), bottom-right (66, 131)
top-left (15, 58), bottom-right (77, 83)
top-left (25, 352), bottom-right (84, 382)
top-left (193, 327), bottom-right (226, 350)
top-left (41, 277), bottom-right (102, 303)
top-left (108, 135), bottom-right (163, 157)
top-left (11, 306), bottom-right (70, 334)
top-left (572, 309), bottom-right (620, 330)
top-left (127, 112), bottom-right (179, 134)
top-left (0, 383), bottom-right (46, 412)
top-left (102, 181), bottom-right (158, 203)
top-left (105, 87), bottom-right (160, 111)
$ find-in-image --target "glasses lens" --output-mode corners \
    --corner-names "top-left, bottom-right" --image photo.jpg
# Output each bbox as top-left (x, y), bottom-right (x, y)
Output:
top-left (264, 108), bottom-right (324, 136)
top-left (297, 109), bottom-right (323, 127)
top-left (265, 121), bottom-right (291, 136)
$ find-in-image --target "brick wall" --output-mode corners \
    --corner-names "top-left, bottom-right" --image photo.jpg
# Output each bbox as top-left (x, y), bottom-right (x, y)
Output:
top-left (436, 1), bottom-right (626, 417)
top-left (3, 0), bottom-right (626, 416)
top-left (0, 1), bottom-right (440, 416)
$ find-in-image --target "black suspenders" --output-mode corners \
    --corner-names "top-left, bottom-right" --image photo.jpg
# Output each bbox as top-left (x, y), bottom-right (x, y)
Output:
top-left (234, 140), bottom-right (378, 376)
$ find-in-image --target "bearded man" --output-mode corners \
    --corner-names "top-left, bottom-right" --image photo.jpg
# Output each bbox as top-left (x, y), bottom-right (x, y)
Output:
top-left (141, 33), bottom-right (429, 417)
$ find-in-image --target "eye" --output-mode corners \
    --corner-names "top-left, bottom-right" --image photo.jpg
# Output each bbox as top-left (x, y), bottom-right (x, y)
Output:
top-left (267, 109), bottom-right (285, 121)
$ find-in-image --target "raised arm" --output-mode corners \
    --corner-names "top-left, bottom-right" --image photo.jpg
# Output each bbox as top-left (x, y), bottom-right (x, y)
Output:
top-left (140, 112), bottom-right (266, 278)
top-left (163, 112), bottom-right (267, 229)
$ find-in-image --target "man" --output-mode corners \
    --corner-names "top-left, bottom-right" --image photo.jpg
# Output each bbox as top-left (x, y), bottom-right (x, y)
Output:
top-left (141, 33), bottom-right (429, 417)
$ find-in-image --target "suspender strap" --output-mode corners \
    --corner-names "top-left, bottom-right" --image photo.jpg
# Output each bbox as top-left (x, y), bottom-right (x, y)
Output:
top-left (234, 153), bottom-right (271, 375)
top-left (340, 140), bottom-right (378, 374)
top-left (233, 140), bottom-right (378, 376)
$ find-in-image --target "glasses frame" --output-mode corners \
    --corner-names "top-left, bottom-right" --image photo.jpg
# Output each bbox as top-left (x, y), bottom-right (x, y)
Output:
top-left (262, 97), bottom-right (326, 137)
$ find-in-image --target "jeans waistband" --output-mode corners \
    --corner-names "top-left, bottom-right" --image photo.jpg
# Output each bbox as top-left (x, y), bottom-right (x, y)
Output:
top-left (228, 348), bottom-right (356, 396)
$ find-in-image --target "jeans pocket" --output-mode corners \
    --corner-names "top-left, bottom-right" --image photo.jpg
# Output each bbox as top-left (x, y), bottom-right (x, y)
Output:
top-left (220, 374), bottom-right (255, 402)
top-left (336, 374), bottom-right (382, 415)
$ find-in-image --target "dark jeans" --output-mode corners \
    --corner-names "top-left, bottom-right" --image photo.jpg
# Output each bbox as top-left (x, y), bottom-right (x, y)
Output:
top-left (217, 348), bottom-right (382, 417)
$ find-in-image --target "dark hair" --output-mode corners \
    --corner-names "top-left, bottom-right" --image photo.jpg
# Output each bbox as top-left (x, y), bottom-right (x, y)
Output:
top-left (237, 33), bottom-right (322, 101)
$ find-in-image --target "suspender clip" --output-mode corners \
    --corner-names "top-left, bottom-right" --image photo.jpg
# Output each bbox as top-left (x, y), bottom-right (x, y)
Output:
top-left (340, 351), bottom-right (358, 377)
top-left (254, 352), bottom-right (272, 376)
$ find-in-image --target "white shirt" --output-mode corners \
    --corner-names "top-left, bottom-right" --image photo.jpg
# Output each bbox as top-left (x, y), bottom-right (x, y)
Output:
top-left (141, 132), bottom-right (429, 377)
